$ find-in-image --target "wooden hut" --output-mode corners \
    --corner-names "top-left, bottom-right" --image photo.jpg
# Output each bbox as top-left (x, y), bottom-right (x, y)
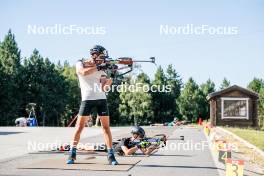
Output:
top-left (207, 85), bottom-right (259, 127)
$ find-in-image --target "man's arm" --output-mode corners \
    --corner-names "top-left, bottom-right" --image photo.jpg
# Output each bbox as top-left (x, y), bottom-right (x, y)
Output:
top-left (100, 76), bottom-right (113, 92)
top-left (78, 66), bottom-right (97, 76)
top-left (140, 145), bottom-right (158, 155)
top-left (76, 59), bottom-right (97, 76)
top-left (121, 146), bottom-right (139, 156)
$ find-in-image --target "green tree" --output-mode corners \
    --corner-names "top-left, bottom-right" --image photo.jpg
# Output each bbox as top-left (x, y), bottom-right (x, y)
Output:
top-left (247, 78), bottom-right (264, 93)
top-left (21, 50), bottom-right (68, 126)
top-left (259, 87), bottom-right (264, 129)
top-left (177, 78), bottom-right (202, 122)
top-left (119, 83), bottom-right (132, 125)
top-left (107, 78), bottom-right (123, 125)
top-left (59, 61), bottom-right (81, 126)
top-left (248, 78), bottom-right (264, 129)
top-left (151, 66), bottom-right (167, 123)
top-left (199, 79), bottom-right (216, 120)
top-left (0, 60), bottom-right (7, 125)
top-left (0, 30), bottom-right (22, 125)
top-left (119, 74), bottom-right (153, 125)
top-left (220, 77), bottom-right (230, 90)
top-left (137, 72), bottom-right (150, 84)
top-left (165, 64), bottom-right (182, 121)
top-left (151, 65), bottom-right (182, 123)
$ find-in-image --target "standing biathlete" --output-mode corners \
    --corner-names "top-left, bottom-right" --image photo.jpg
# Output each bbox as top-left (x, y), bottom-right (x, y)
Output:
top-left (67, 45), bottom-right (118, 165)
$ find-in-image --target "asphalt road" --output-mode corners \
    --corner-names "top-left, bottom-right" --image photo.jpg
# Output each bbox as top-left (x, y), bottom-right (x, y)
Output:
top-left (0, 126), bottom-right (221, 176)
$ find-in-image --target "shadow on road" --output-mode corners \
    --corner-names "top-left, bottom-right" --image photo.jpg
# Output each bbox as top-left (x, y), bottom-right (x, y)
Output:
top-left (137, 164), bottom-right (225, 171)
top-left (152, 154), bottom-right (194, 157)
top-left (0, 132), bottom-right (24, 135)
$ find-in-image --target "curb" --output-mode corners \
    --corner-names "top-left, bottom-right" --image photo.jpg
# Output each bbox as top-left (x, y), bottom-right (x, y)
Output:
top-left (204, 131), bottom-right (225, 176)
top-left (216, 127), bottom-right (264, 158)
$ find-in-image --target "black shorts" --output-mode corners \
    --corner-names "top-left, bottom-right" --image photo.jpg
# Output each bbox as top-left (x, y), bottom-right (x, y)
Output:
top-left (78, 99), bottom-right (109, 116)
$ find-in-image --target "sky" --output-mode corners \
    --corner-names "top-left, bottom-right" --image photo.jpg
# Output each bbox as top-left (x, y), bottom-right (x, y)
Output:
top-left (0, 0), bottom-right (263, 88)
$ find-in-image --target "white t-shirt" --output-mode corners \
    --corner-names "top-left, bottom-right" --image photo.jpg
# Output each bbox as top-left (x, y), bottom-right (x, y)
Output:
top-left (76, 60), bottom-right (107, 101)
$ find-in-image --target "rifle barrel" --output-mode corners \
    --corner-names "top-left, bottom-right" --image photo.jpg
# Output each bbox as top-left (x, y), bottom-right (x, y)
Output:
top-left (133, 60), bottom-right (152, 62)
top-left (133, 57), bottom-right (155, 63)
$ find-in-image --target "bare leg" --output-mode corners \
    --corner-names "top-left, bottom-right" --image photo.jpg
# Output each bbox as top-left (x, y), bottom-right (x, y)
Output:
top-left (71, 115), bottom-right (90, 147)
top-left (100, 116), bottom-right (118, 165)
top-left (100, 116), bottom-right (112, 148)
top-left (95, 115), bottom-right (100, 127)
top-left (67, 115), bottom-right (89, 164)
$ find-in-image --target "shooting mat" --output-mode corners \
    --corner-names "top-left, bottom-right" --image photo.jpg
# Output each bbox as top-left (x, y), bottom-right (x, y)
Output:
top-left (18, 156), bottom-right (141, 171)
top-left (29, 150), bottom-right (98, 155)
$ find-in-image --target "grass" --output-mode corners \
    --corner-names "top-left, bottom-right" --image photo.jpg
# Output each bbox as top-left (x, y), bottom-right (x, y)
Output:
top-left (224, 127), bottom-right (264, 151)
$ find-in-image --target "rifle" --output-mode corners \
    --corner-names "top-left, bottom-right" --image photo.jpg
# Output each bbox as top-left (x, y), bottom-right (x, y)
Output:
top-left (53, 134), bottom-right (167, 153)
top-left (82, 56), bottom-right (156, 79)
top-left (127, 134), bottom-right (167, 149)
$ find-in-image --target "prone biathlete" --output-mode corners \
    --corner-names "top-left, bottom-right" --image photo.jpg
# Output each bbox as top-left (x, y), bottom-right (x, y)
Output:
top-left (114, 126), bottom-right (160, 156)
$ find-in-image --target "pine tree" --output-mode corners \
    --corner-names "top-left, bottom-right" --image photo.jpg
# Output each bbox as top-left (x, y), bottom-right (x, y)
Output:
top-left (259, 87), bottom-right (264, 129)
top-left (165, 64), bottom-right (182, 121)
top-left (119, 73), bottom-right (153, 125)
top-left (151, 66), bottom-right (167, 123)
top-left (247, 78), bottom-right (264, 93)
top-left (220, 77), bottom-right (231, 90)
top-left (22, 50), bottom-right (68, 126)
top-left (199, 79), bottom-right (216, 120)
top-left (59, 61), bottom-right (81, 126)
top-left (177, 78), bottom-right (202, 122)
top-left (0, 30), bottom-right (22, 125)
top-left (248, 78), bottom-right (264, 128)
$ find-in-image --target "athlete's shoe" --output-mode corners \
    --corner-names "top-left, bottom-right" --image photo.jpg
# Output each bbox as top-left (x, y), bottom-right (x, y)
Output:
top-left (66, 147), bottom-right (76, 164)
top-left (107, 153), bottom-right (118, 165)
